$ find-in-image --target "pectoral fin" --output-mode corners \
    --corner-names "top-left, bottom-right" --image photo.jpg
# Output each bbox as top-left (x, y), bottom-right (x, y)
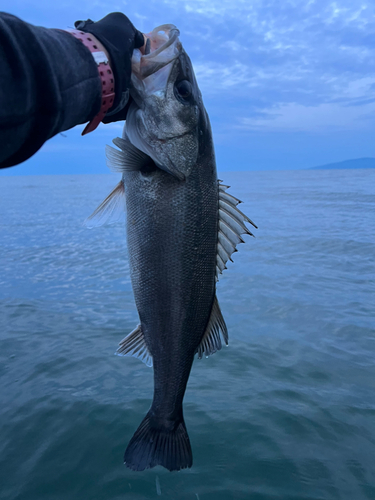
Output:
top-left (196, 295), bottom-right (228, 359)
top-left (106, 136), bottom-right (151, 173)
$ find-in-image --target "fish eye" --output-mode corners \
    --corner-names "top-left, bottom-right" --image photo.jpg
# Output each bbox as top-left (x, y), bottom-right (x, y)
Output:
top-left (174, 80), bottom-right (193, 102)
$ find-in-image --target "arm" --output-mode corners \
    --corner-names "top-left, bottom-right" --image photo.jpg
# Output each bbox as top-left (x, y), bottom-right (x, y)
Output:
top-left (0, 12), bottom-right (144, 169)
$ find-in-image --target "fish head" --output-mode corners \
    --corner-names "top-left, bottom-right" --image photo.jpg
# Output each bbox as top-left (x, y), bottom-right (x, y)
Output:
top-left (126, 25), bottom-right (206, 181)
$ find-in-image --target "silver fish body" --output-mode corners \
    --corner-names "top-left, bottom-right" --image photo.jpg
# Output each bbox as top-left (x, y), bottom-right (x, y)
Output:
top-left (123, 148), bottom-right (217, 470)
top-left (86, 25), bottom-right (256, 472)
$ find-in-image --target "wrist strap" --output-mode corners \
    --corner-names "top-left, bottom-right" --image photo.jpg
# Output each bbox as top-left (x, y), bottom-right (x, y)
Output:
top-left (66, 29), bottom-right (116, 135)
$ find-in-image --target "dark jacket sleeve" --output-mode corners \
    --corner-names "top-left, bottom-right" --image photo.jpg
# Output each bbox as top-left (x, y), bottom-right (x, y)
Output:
top-left (0, 12), bottom-right (102, 169)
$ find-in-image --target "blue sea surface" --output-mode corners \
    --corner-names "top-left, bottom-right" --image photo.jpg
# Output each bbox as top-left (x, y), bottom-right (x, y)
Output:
top-left (0, 169), bottom-right (374, 500)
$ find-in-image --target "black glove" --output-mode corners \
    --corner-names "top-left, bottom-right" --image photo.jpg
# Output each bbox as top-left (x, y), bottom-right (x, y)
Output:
top-left (74, 13), bottom-right (144, 123)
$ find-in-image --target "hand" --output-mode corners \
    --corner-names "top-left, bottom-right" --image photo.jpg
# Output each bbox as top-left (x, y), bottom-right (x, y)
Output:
top-left (139, 34), bottom-right (148, 55)
top-left (74, 13), bottom-right (145, 123)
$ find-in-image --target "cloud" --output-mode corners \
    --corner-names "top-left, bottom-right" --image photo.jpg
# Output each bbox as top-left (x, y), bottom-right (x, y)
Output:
top-left (236, 100), bottom-right (375, 133)
top-left (3, 0), bottom-right (375, 170)
top-left (193, 61), bottom-right (255, 94)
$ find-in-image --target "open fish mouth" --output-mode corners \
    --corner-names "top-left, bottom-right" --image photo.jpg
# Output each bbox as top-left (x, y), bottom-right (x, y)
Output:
top-left (132, 24), bottom-right (181, 79)
top-left (127, 24), bottom-right (199, 181)
top-left (131, 24), bottom-right (182, 97)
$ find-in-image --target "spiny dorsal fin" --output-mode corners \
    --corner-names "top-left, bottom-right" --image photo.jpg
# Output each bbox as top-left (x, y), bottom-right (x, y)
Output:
top-left (116, 324), bottom-right (153, 367)
top-left (106, 135), bottom-right (151, 173)
top-left (196, 295), bottom-right (228, 359)
top-left (84, 180), bottom-right (126, 228)
top-left (216, 180), bottom-right (257, 280)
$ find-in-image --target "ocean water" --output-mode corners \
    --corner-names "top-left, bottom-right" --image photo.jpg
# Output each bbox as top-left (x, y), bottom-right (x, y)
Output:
top-left (0, 169), bottom-right (374, 500)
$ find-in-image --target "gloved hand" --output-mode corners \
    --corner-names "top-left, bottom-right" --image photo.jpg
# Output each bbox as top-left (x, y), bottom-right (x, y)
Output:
top-left (74, 13), bottom-right (145, 123)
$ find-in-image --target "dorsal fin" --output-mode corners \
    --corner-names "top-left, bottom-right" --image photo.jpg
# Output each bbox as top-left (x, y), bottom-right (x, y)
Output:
top-left (116, 324), bottom-right (153, 367)
top-left (196, 295), bottom-right (228, 358)
top-left (216, 180), bottom-right (257, 280)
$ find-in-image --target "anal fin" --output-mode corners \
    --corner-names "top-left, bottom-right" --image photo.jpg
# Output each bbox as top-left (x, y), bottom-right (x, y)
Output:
top-left (196, 295), bottom-right (228, 359)
top-left (116, 324), bottom-right (153, 367)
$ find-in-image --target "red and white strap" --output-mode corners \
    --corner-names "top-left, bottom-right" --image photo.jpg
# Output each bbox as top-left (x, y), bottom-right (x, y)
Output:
top-left (66, 29), bottom-right (116, 135)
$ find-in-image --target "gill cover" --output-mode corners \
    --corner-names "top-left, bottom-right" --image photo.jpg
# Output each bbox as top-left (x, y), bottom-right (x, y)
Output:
top-left (126, 25), bottom-right (201, 180)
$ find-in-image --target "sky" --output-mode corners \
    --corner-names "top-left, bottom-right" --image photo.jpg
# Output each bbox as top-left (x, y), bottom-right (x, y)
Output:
top-left (2, 0), bottom-right (375, 174)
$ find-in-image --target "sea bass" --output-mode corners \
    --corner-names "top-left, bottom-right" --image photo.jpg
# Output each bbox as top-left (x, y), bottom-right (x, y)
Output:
top-left (86, 25), bottom-right (256, 471)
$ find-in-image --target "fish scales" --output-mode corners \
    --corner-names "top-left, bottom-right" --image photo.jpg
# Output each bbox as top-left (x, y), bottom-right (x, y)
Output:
top-left (125, 157), bottom-right (218, 409)
top-left (85, 24), bottom-right (256, 472)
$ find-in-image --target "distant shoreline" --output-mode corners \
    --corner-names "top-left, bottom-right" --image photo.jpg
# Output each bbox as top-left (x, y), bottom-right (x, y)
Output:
top-left (310, 158), bottom-right (375, 170)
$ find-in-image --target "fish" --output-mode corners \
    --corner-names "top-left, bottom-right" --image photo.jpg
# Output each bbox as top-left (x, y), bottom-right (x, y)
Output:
top-left (85, 24), bottom-right (257, 472)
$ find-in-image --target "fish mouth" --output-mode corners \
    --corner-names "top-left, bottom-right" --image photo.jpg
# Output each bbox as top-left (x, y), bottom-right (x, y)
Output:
top-left (137, 24), bottom-right (181, 79)
top-left (127, 25), bottom-right (190, 181)
top-left (131, 25), bottom-right (182, 101)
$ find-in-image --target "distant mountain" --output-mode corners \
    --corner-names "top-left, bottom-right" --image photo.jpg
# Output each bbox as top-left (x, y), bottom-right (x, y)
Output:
top-left (310, 158), bottom-right (375, 170)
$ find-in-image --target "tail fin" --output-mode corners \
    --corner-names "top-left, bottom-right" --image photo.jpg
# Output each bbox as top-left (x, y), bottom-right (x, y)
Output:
top-left (124, 411), bottom-right (193, 471)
